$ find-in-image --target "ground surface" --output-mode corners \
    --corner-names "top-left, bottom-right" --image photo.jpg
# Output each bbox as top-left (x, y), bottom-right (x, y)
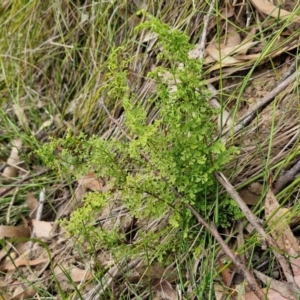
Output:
top-left (1, 1), bottom-right (300, 299)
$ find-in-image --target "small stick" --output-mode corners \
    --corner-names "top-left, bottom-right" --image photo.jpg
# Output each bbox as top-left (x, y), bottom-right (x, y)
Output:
top-left (28, 188), bottom-right (45, 249)
top-left (197, 0), bottom-right (216, 60)
top-left (215, 172), bottom-right (263, 228)
top-left (273, 159), bottom-right (300, 195)
top-left (220, 72), bottom-right (298, 138)
top-left (186, 203), bottom-right (265, 299)
top-left (35, 188), bottom-right (45, 222)
top-left (215, 171), bottom-right (296, 284)
top-left (275, 53), bottom-right (300, 87)
top-left (246, 2), bottom-right (252, 27)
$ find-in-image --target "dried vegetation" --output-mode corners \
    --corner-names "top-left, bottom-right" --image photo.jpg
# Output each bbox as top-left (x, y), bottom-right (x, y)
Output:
top-left (1, 0), bottom-right (300, 299)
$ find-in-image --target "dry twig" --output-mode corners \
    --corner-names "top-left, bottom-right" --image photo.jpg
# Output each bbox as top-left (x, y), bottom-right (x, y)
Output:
top-left (275, 53), bottom-right (300, 87)
top-left (220, 71), bottom-right (298, 138)
top-left (215, 172), bottom-right (297, 285)
top-left (273, 159), bottom-right (300, 194)
top-left (186, 203), bottom-right (265, 299)
top-left (198, 0), bottom-right (216, 60)
top-left (28, 188), bottom-right (46, 250)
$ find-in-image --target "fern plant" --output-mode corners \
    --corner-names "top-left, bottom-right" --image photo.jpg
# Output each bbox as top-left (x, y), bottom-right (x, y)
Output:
top-left (37, 14), bottom-right (239, 261)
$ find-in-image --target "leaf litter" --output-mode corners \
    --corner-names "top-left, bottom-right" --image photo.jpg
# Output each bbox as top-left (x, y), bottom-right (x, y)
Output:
top-left (1, 0), bottom-right (300, 299)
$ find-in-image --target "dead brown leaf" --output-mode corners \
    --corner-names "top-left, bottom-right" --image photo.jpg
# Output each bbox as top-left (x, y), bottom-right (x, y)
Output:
top-left (71, 266), bottom-right (92, 282)
top-left (239, 188), bottom-right (260, 205)
top-left (265, 188), bottom-right (300, 254)
top-left (206, 39), bottom-right (258, 66)
top-left (205, 38), bottom-right (298, 74)
top-left (151, 278), bottom-right (177, 300)
top-left (253, 270), bottom-right (298, 300)
top-left (2, 138), bottom-right (22, 178)
top-left (31, 220), bottom-right (53, 239)
top-left (54, 264), bottom-right (92, 282)
top-left (220, 3), bottom-right (234, 20)
top-left (217, 258), bottom-right (232, 287)
top-left (250, 0), bottom-right (300, 23)
top-left (262, 187), bottom-right (300, 298)
top-left (221, 42), bottom-right (258, 57)
top-left (239, 182), bottom-right (263, 205)
top-left (224, 24), bottom-right (241, 47)
top-left (2, 257), bottom-right (48, 271)
top-left (240, 27), bottom-right (257, 55)
top-left (214, 283), bottom-right (227, 300)
top-left (0, 225), bottom-right (30, 239)
top-left (206, 45), bottom-right (242, 65)
top-left (204, 23), bottom-right (257, 67)
top-left (242, 289), bottom-right (293, 300)
top-left (12, 104), bottom-right (29, 129)
top-left (289, 245), bottom-right (300, 278)
top-left (78, 172), bottom-right (104, 192)
top-left (11, 285), bottom-right (36, 300)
